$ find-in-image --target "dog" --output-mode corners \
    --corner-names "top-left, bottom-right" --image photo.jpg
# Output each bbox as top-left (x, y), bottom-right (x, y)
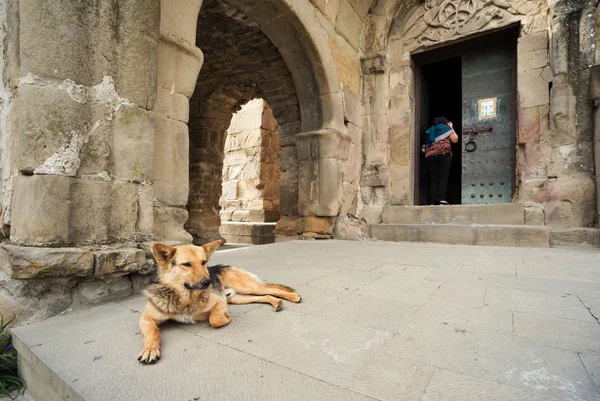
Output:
top-left (137, 240), bottom-right (301, 364)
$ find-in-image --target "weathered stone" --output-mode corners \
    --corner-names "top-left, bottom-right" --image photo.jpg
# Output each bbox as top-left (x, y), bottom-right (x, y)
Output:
top-left (360, 163), bottom-right (389, 187)
top-left (273, 216), bottom-right (303, 236)
top-left (476, 225), bottom-right (550, 247)
top-left (518, 68), bottom-right (550, 108)
top-left (137, 183), bottom-right (154, 237)
top-left (69, 179), bottom-right (138, 244)
top-left (303, 216), bottom-right (336, 235)
top-left (524, 203), bottom-right (545, 225)
top-left (0, 245), bottom-right (94, 279)
top-left (14, 84), bottom-right (92, 174)
top-left (77, 276), bottom-right (133, 305)
top-left (589, 65), bottom-right (600, 100)
top-left (11, 175), bottom-right (71, 246)
top-left (334, 215), bottom-right (368, 240)
top-left (153, 204), bottom-right (193, 243)
top-left (94, 249), bottom-right (146, 276)
top-left (550, 228), bottom-right (600, 248)
top-left (153, 116), bottom-right (189, 207)
top-left (361, 54), bottom-right (385, 75)
top-left (359, 205), bottom-right (383, 225)
top-left (335, 1), bottom-right (361, 50)
top-left (518, 106), bottom-right (541, 144)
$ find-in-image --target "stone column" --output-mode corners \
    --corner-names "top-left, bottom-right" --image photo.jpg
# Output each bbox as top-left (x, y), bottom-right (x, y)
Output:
top-left (152, 0), bottom-right (205, 243)
top-left (1, 0), bottom-right (162, 322)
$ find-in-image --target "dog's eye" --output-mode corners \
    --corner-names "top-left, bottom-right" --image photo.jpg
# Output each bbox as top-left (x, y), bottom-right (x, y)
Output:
top-left (182, 262), bottom-right (192, 268)
top-left (201, 260), bottom-right (207, 266)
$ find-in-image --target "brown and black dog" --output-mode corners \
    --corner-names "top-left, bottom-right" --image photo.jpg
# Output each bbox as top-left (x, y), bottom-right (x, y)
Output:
top-left (138, 240), bottom-right (301, 364)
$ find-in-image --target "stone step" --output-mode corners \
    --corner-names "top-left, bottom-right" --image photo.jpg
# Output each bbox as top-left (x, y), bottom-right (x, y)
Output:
top-left (371, 223), bottom-right (550, 248)
top-left (219, 222), bottom-right (276, 245)
top-left (382, 203), bottom-right (526, 225)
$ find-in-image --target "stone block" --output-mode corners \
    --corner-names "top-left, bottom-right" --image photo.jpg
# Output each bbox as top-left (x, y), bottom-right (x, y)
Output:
top-left (342, 87), bottom-right (360, 126)
top-left (589, 65), bottom-right (600, 100)
top-left (295, 129), bottom-right (350, 161)
top-left (359, 205), bottom-right (383, 224)
top-left (137, 183), bottom-right (154, 236)
top-left (524, 203), bottom-right (545, 225)
top-left (153, 204), bottom-right (193, 243)
top-left (77, 276), bottom-right (133, 305)
top-left (475, 225), bottom-right (550, 247)
top-left (382, 204), bottom-right (525, 225)
top-left (334, 215), bottom-right (368, 240)
top-left (361, 54), bottom-right (385, 75)
top-left (273, 216), bottom-right (303, 236)
top-left (155, 37), bottom-right (203, 100)
top-left (518, 106), bottom-right (541, 144)
top-left (94, 248), bottom-right (146, 276)
top-left (108, 107), bottom-right (155, 182)
top-left (517, 32), bottom-right (548, 53)
top-left (11, 175), bottom-right (71, 246)
top-left (298, 158), bottom-right (343, 216)
top-left (19, 0), bottom-right (93, 85)
top-left (303, 216), bottom-right (336, 235)
top-left (550, 228), bottom-right (600, 248)
top-left (360, 163), bottom-right (389, 187)
top-left (15, 84), bottom-right (92, 174)
top-left (517, 68), bottom-right (549, 108)
top-left (0, 245), bottom-right (94, 279)
top-left (153, 116), bottom-right (189, 207)
top-left (371, 224), bottom-right (476, 245)
top-left (159, 0), bottom-right (203, 44)
top-left (335, 1), bottom-right (361, 50)
top-left (69, 179), bottom-right (138, 244)
top-left (517, 49), bottom-right (548, 73)
top-left (329, 36), bottom-right (360, 94)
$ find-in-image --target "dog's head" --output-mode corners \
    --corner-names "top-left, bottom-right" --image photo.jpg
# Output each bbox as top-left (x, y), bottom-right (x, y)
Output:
top-left (151, 240), bottom-right (222, 291)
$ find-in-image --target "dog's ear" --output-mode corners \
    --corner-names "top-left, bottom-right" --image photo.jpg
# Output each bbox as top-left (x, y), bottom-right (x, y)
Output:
top-left (152, 243), bottom-right (176, 267)
top-left (201, 240), bottom-right (222, 259)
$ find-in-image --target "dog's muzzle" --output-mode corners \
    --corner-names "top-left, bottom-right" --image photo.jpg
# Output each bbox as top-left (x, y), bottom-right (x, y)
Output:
top-left (184, 278), bottom-right (212, 291)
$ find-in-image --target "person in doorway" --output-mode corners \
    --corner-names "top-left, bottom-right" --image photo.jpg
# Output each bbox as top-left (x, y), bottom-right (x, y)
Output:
top-left (423, 116), bottom-right (459, 205)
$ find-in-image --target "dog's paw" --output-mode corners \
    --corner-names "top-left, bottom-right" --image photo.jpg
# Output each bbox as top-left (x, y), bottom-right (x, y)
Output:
top-left (290, 293), bottom-right (302, 303)
top-left (138, 346), bottom-right (161, 365)
top-left (273, 300), bottom-right (283, 312)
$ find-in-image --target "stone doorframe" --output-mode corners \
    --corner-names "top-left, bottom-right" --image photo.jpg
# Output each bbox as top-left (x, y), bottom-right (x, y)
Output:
top-left (360, 0), bottom-right (598, 227)
top-left (154, 0), bottom-right (350, 242)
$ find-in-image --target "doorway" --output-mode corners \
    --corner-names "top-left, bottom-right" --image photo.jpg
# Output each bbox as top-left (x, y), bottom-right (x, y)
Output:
top-left (414, 27), bottom-right (518, 206)
top-left (417, 57), bottom-right (462, 205)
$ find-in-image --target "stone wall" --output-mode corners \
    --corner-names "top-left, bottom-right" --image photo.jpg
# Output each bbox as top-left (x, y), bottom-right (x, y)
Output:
top-left (220, 99), bottom-right (281, 224)
top-left (359, 0), bottom-right (600, 229)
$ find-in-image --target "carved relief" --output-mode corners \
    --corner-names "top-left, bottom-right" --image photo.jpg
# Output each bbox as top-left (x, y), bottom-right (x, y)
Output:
top-left (398, 0), bottom-right (544, 51)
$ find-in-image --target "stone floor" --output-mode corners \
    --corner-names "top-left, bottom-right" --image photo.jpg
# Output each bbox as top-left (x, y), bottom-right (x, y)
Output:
top-left (10, 240), bottom-right (600, 401)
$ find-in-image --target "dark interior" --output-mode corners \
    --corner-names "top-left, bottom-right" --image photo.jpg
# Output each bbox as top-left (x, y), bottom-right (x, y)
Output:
top-left (417, 57), bottom-right (462, 205)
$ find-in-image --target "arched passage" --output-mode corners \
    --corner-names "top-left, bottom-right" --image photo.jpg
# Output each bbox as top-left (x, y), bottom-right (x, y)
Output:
top-left (152, 0), bottom-right (350, 243)
top-left (185, 0), bottom-right (300, 243)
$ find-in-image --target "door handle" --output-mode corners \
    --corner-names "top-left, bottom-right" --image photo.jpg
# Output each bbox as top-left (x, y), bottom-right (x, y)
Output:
top-left (465, 141), bottom-right (477, 152)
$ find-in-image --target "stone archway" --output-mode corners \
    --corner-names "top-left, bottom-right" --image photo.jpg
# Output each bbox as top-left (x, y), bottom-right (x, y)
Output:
top-left (152, 0), bottom-right (350, 242)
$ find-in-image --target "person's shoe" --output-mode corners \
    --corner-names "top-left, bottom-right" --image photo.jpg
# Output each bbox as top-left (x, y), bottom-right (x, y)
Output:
top-left (439, 200), bottom-right (449, 205)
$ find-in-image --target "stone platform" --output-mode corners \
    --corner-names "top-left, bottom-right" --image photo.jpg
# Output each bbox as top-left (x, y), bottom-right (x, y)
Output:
top-left (11, 240), bottom-right (600, 401)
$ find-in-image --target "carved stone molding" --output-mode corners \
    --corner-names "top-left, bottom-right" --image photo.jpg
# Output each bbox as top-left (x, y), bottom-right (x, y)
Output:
top-left (397, 0), bottom-right (544, 51)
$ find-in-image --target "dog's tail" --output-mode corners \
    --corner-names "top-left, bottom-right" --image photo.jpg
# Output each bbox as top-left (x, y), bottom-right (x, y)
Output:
top-left (265, 283), bottom-right (296, 292)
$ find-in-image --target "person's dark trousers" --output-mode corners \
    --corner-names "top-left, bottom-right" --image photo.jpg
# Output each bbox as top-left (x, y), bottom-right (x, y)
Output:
top-left (425, 153), bottom-right (452, 205)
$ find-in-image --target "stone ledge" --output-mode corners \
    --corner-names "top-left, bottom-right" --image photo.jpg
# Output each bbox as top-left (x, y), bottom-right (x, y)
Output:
top-left (550, 228), bottom-right (600, 248)
top-left (0, 245), bottom-right (94, 279)
top-left (371, 224), bottom-right (551, 248)
top-left (0, 244), bottom-right (157, 279)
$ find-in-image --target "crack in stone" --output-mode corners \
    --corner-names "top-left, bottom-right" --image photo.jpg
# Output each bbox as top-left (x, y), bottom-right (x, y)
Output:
top-left (577, 295), bottom-right (600, 325)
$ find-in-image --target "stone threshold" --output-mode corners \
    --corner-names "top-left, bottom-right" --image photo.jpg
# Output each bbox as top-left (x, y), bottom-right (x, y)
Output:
top-left (371, 224), bottom-right (600, 248)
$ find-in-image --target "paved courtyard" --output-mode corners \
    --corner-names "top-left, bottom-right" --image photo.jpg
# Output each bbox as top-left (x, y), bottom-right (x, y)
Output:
top-left (11, 240), bottom-right (600, 401)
